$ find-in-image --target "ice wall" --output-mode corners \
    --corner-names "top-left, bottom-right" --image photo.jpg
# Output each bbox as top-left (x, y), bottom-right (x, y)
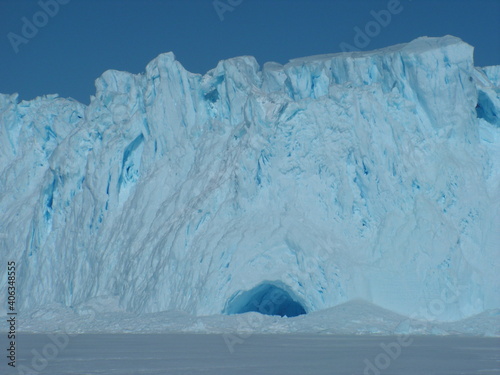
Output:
top-left (0, 36), bottom-right (499, 320)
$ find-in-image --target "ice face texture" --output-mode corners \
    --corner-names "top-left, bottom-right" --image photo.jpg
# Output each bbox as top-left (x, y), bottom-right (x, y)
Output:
top-left (1, 36), bottom-right (498, 320)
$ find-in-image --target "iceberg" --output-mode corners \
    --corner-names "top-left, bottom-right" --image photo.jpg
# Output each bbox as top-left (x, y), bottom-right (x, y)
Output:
top-left (0, 36), bottom-right (499, 330)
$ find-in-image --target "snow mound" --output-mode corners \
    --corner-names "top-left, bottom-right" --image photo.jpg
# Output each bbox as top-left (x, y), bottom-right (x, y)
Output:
top-left (12, 299), bottom-right (500, 337)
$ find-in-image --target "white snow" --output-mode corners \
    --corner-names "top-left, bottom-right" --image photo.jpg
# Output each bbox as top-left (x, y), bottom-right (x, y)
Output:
top-left (0, 35), bottom-right (499, 335)
top-left (14, 299), bottom-right (500, 337)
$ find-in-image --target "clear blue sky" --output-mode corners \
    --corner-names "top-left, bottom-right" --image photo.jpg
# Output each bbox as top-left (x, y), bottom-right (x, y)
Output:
top-left (1, 0), bottom-right (499, 104)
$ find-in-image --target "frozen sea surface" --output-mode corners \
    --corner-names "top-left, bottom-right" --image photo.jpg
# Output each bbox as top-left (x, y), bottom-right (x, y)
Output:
top-left (4, 334), bottom-right (500, 375)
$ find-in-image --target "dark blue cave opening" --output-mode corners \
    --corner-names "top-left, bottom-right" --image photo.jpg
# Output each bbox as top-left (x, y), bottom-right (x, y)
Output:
top-left (224, 282), bottom-right (307, 317)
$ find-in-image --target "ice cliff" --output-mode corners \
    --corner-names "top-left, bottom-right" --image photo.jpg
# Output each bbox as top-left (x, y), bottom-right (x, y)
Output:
top-left (0, 36), bottom-right (499, 322)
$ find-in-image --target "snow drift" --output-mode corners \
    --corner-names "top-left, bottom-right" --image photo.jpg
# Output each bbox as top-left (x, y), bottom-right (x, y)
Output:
top-left (0, 36), bottom-right (499, 327)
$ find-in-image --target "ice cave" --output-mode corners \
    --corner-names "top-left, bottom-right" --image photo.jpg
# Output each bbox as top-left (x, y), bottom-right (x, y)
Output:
top-left (224, 282), bottom-right (307, 317)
